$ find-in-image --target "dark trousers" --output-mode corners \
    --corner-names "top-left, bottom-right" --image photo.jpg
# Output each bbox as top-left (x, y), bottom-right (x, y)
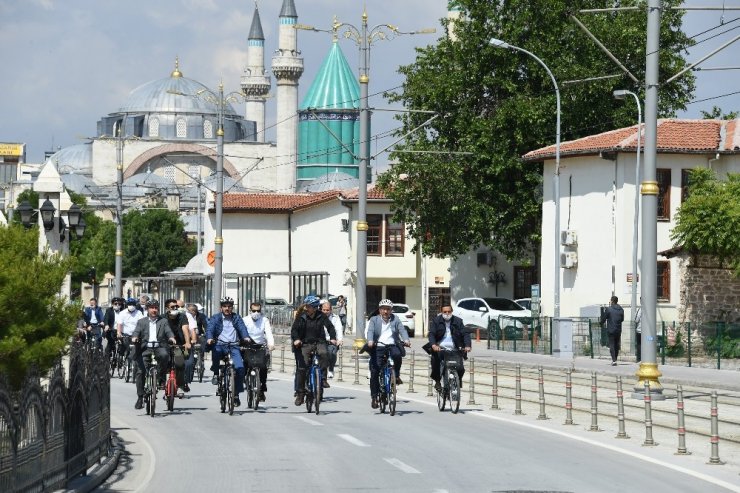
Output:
top-left (135, 347), bottom-right (169, 397)
top-left (326, 344), bottom-right (338, 372)
top-left (296, 342), bottom-right (328, 395)
top-left (636, 332), bottom-right (642, 362)
top-left (430, 351), bottom-right (465, 383)
top-left (369, 345), bottom-right (402, 398)
top-left (212, 344), bottom-right (246, 394)
top-left (608, 331), bottom-right (622, 362)
top-left (104, 330), bottom-right (116, 358)
top-left (183, 347), bottom-right (194, 384)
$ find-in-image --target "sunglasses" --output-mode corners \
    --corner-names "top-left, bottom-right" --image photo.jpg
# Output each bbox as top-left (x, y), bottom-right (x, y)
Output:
top-left (251, 309), bottom-right (261, 313)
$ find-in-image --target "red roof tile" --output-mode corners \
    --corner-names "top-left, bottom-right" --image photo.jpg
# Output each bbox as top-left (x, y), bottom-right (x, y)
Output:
top-left (340, 186), bottom-right (389, 201)
top-left (523, 119), bottom-right (740, 162)
top-left (222, 190), bottom-right (340, 213)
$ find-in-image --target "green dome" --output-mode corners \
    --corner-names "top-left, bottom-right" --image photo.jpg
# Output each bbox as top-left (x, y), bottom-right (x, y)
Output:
top-left (300, 42), bottom-right (359, 110)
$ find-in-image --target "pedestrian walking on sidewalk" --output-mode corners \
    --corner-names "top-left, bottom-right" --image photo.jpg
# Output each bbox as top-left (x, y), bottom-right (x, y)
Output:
top-left (601, 296), bottom-right (624, 366)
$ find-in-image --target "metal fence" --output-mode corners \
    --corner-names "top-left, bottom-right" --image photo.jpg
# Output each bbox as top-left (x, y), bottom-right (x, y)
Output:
top-left (0, 343), bottom-right (112, 493)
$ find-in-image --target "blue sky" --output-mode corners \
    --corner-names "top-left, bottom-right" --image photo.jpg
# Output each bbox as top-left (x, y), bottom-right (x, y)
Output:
top-left (0, 0), bottom-right (737, 169)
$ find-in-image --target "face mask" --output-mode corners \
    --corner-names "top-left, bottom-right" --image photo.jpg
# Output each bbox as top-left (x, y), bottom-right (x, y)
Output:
top-left (178, 307), bottom-right (186, 313)
top-left (168, 310), bottom-right (179, 318)
top-left (250, 312), bottom-right (261, 321)
top-left (127, 306), bottom-right (136, 312)
top-left (113, 305), bottom-right (120, 311)
top-left (442, 314), bottom-right (452, 321)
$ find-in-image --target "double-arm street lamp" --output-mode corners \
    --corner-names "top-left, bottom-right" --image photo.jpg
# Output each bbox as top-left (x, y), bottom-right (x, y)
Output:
top-left (490, 38), bottom-right (562, 321)
top-left (298, 11), bottom-right (434, 346)
top-left (16, 199), bottom-right (86, 240)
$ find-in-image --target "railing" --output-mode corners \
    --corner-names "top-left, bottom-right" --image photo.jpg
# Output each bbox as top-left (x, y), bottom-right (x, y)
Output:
top-left (0, 342), bottom-right (112, 492)
top-left (484, 315), bottom-right (552, 354)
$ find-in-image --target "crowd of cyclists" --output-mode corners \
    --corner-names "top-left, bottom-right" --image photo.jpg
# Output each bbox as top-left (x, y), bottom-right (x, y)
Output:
top-left (77, 292), bottom-right (472, 413)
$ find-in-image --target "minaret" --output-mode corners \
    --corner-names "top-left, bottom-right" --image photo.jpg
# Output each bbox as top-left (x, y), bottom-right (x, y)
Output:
top-left (447, 1), bottom-right (463, 42)
top-left (241, 2), bottom-right (271, 143)
top-left (271, 0), bottom-right (303, 193)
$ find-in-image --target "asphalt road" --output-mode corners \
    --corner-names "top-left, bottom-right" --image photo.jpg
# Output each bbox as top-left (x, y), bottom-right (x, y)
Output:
top-left (101, 371), bottom-right (740, 493)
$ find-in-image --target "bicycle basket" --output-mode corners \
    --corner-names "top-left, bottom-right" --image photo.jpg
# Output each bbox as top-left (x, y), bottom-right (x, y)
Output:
top-left (244, 346), bottom-right (267, 368)
top-left (444, 351), bottom-right (463, 369)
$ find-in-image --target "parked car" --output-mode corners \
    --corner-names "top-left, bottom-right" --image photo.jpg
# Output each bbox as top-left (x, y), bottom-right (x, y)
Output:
top-left (264, 297), bottom-right (291, 307)
top-left (367, 303), bottom-right (416, 337)
top-left (453, 297), bottom-right (532, 339)
top-left (514, 298), bottom-right (532, 310)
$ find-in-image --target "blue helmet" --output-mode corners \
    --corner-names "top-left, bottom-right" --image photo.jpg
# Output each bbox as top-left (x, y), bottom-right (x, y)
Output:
top-left (126, 297), bottom-right (137, 306)
top-left (303, 295), bottom-right (321, 308)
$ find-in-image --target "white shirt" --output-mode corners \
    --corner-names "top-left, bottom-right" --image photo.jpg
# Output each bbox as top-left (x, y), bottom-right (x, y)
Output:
top-left (148, 317), bottom-right (158, 344)
top-left (378, 318), bottom-right (395, 346)
top-left (244, 315), bottom-right (274, 346)
top-left (119, 309), bottom-right (143, 336)
top-left (324, 313), bottom-right (343, 343)
top-left (440, 320), bottom-right (455, 349)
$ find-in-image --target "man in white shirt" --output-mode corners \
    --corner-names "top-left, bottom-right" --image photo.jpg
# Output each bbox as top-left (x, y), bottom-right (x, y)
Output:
top-left (320, 300), bottom-right (343, 379)
top-left (244, 302), bottom-right (274, 401)
top-left (117, 297), bottom-right (144, 365)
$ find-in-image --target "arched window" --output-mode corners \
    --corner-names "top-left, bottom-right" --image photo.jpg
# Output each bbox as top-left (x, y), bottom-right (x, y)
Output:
top-left (203, 119), bottom-right (213, 139)
top-left (165, 164), bottom-right (175, 181)
top-left (149, 118), bottom-right (159, 137)
top-left (176, 118), bottom-right (187, 138)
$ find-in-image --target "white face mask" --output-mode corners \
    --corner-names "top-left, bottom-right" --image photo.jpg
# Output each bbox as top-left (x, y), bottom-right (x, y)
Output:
top-left (168, 310), bottom-right (179, 317)
top-left (250, 312), bottom-right (261, 321)
top-left (442, 314), bottom-right (452, 322)
top-left (127, 305), bottom-right (136, 312)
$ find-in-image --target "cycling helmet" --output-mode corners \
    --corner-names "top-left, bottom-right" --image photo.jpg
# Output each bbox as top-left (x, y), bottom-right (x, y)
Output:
top-left (126, 297), bottom-right (137, 305)
top-left (303, 295), bottom-right (321, 308)
top-left (378, 299), bottom-right (393, 308)
top-left (220, 296), bottom-right (234, 306)
top-left (145, 299), bottom-right (159, 308)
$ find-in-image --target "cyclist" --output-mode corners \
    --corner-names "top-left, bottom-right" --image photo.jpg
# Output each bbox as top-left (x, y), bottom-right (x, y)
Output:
top-left (131, 300), bottom-right (177, 410)
top-left (83, 297), bottom-right (105, 349)
top-left (163, 298), bottom-right (191, 393)
top-left (366, 299), bottom-right (411, 409)
top-left (117, 297), bottom-right (144, 367)
top-left (320, 299), bottom-right (343, 380)
top-left (291, 295), bottom-right (336, 406)
top-left (103, 297), bottom-right (125, 361)
top-left (243, 301), bottom-right (274, 402)
top-left (428, 304), bottom-right (471, 393)
top-left (185, 303), bottom-right (208, 383)
top-left (206, 296), bottom-right (250, 407)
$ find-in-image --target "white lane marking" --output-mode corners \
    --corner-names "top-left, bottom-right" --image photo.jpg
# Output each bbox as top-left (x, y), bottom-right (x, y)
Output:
top-left (295, 416), bottom-right (323, 426)
top-left (337, 433), bottom-right (370, 447)
top-left (384, 457), bottom-right (421, 474)
top-left (110, 415), bottom-right (157, 493)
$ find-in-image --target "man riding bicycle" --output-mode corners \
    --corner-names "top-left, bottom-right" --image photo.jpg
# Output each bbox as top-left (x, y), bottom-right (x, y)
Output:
top-left (206, 296), bottom-right (250, 407)
top-left (131, 300), bottom-right (177, 410)
top-left (117, 297), bottom-right (144, 364)
top-left (428, 304), bottom-right (471, 393)
top-left (366, 299), bottom-right (410, 409)
top-left (291, 295), bottom-right (336, 406)
top-left (243, 301), bottom-right (274, 402)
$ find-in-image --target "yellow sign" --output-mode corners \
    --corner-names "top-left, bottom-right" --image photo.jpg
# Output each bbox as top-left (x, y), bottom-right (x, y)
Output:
top-left (0, 143), bottom-right (24, 157)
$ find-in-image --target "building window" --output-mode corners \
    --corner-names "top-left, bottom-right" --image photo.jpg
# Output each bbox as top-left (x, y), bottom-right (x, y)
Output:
top-left (164, 164), bottom-right (175, 182)
top-left (367, 285), bottom-right (382, 312)
top-left (681, 168), bottom-right (692, 203)
top-left (513, 266), bottom-right (537, 300)
top-left (386, 286), bottom-right (406, 304)
top-left (204, 119), bottom-right (213, 139)
top-left (656, 168), bottom-right (671, 220)
top-left (367, 214), bottom-right (382, 256)
top-left (385, 218), bottom-right (404, 256)
top-left (176, 118), bottom-right (187, 138)
top-left (657, 261), bottom-right (670, 302)
top-left (149, 118), bottom-right (159, 137)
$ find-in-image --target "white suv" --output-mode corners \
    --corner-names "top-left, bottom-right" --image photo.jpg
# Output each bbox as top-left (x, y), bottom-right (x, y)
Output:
top-left (453, 297), bottom-right (532, 337)
top-left (368, 303), bottom-right (416, 337)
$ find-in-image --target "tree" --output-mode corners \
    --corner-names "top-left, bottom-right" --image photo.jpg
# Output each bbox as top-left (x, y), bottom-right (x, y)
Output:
top-left (700, 106), bottom-right (739, 120)
top-left (671, 169), bottom-right (740, 276)
top-left (68, 191), bottom-right (111, 292)
top-left (0, 225), bottom-right (78, 389)
top-left (379, 0), bottom-right (695, 260)
top-left (122, 208), bottom-right (196, 277)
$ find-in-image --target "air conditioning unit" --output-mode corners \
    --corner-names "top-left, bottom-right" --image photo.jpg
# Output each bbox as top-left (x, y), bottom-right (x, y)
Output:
top-left (561, 230), bottom-right (578, 246)
top-left (560, 252), bottom-right (578, 269)
top-left (476, 251), bottom-right (494, 267)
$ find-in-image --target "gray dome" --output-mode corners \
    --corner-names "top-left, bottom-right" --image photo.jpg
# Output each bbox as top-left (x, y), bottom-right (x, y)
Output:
top-left (122, 171), bottom-right (177, 197)
top-left (46, 143), bottom-right (93, 175)
top-left (60, 172), bottom-right (100, 195)
top-left (299, 171), bottom-right (358, 192)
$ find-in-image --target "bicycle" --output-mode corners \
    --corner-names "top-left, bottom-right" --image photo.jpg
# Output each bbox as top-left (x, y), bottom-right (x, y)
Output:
top-left (214, 342), bottom-right (240, 415)
top-left (112, 337), bottom-right (127, 379)
top-left (141, 341), bottom-right (161, 417)
top-left (375, 343), bottom-right (397, 416)
top-left (243, 344), bottom-right (267, 410)
top-left (436, 348), bottom-right (463, 414)
top-left (192, 342), bottom-right (205, 383)
top-left (163, 345), bottom-right (179, 412)
top-left (304, 344), bottom-right (323, 415)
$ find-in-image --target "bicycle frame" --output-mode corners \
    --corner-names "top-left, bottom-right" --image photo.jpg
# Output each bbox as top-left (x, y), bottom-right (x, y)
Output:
top-left (376, 343), bottom-right (397, 416)
top-left (305, 345), bottom-right (322, 415)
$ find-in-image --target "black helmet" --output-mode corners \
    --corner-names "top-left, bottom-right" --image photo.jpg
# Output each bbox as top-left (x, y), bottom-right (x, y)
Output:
top-left (145, 299), bottom-right (159, 308)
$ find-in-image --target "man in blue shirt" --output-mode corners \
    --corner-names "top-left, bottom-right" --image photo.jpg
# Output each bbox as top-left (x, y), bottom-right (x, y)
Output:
top-left (206, 297), bottom-right (250, 407)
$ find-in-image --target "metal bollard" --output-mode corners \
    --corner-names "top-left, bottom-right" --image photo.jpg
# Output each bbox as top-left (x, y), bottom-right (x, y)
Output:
top-left (675, 385), bottom-right (690, 455)
top-left (407, 350), bottom-right (416, 393)
top-left (427, 358), bottom-right (433, 397)
top-left (615, 376), bottom-right (629, 439)
top-left (353, 347), bottom-right (360, 385)
top-left (279, 345), bottom-right (285, 373)
top-left (708, 390), bottom-right (724, 464)
top-left (589, 372), bottom-right (601, 431)
top-left (491, 360), bottom-right (499, 410)
top-left (537, 366), bottom-right (548, 420)
top-left (642, 380), bottom-right (657, 446)
top-left (514, 364), bottom-right (524, 415)
top-left (337, 346), bottom-right (344, 382)
top-left (564, 368), bottom-right (574, 425)
top-left (467, 357), bottom-right (476, 405)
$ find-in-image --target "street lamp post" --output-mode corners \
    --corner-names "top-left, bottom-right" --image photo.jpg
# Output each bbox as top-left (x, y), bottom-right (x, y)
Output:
top-left (490, 38), bottom-right (561, 321)
top-left (613, 89), bottom-right (642, 358)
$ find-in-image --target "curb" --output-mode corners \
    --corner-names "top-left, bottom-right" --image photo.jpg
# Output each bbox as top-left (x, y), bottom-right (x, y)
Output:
top-left (61, 431), bottom-right (123, 493)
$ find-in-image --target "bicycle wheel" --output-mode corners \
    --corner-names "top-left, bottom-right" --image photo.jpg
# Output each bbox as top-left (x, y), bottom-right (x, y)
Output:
top-left (148, 367), bottom-right (157, 417)
top-left (379, 371), bottom-right (388, 414)
top-left (246, 370), bottom-right (255, 409)
top-left (448, 370), bottom-right (460, 414)
top-left (197, 354), bottom-right (204, 383)
top-left (228, 366), bottom-right (236, 415)
top-left (389, 371), bottom-right (397, 416)
top-left (437, 375), bottom-right (447, 412)
top-left (109, 354), bottom-right (116, 377)
top-left (125, 359), bottom-right (132, 383)
top-left (313, 366), bottom-right (321, 415)
top-left (251, 371), bottom-right (261, 411)
top-left (220, 368), bottom-right (228, 413)
top-left (116, 350), bottom-right (126, 379)
top-left (166, 374), bottom-right (176, 412)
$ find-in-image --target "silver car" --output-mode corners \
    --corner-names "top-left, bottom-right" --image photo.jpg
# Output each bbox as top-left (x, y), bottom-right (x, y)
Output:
top-left (453, 297), bottom-right (532, 338)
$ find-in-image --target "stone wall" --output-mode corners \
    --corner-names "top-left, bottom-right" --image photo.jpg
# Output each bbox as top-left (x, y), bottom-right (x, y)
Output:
top-left (677, 252), bottom-right (740, 326)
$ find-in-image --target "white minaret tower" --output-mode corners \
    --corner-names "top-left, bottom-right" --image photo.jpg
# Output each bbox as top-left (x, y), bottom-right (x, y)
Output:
top-left (241, 2), bottom-right (271, 143)
top-left (271, 0), bottom-right (303, 193)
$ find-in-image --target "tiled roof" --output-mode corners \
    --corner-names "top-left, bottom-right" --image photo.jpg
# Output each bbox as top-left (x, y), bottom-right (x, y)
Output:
top-left (340, 186), bottom-right (389, 201)
top-left (222, 190), bottom-right (340, 213)
top-left (523, 119), bottom-right (740, 162)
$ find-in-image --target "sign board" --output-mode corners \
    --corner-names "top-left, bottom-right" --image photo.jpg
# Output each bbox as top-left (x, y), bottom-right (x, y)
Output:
top-left (0, 143), bottom-right (24, 157)
top-left (626, 273), bottom-right (639, 283)
top-left (531, 284), bottom-right (540, 318)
